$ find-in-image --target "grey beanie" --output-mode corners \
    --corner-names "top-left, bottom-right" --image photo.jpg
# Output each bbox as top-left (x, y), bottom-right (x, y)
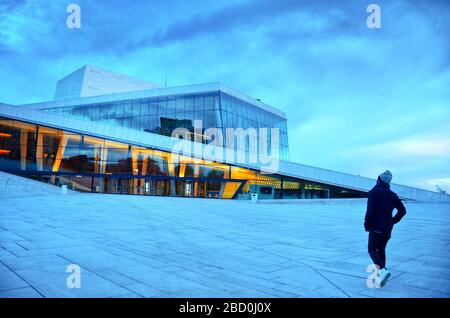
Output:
top-left (379, 170), bottom-right (393, 184)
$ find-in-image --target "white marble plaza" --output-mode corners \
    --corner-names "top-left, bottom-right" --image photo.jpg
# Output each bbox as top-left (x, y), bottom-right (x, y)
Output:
top-left (0, 174), bottom-right (449, 298)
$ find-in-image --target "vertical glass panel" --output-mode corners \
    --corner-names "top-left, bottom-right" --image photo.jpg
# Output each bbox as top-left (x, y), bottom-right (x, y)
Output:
top-left (40, 127), bottom-right (62, 171)
top-left (132, 116), bottom-right (140, 130)
top-left (149, 101), bottom-right (158, 115)
top-left (194, 95), bottom-right (204, 112)
top-left (116, 102), bottom-right (124, 118)
top-left (244, 104), bottom-right (250, 119)
top-left (105, 147), bottom-right (129, 174)
top-left (86, 106), bottom-right (98, 121)
top-left (193, 112), bottom-right (204, 135)
top-left (223, 96), bottom-right (231, 112)
top-left (123, 117), bottom-right (132, 129)
top-left (185, 97), bottom-right (195, 112)
top-left (141, 100), bottom-right (150, 116)
top-left (204, 95), bottom-right (214, 110)
top-left (158, 99), bottom-right (167, 116)
top-left (184, 111), bottom-right (195, 123)
top-left (108, 104), bottom-right (116, 119)
top-left (232, 114), bottom-right (239, 127)
top-left (99, 104), bottom-right (108, 120)
top-left (238, 115), bottom-right (243, 128)
top-left (0, 119), bottom-right (20, 170)
top-left (148, 155), bottom-right (168, 176)
top-left (115, 117), bottom-right (124, 127)
top-left (60, 137), bottom-right (81, 173)
top-left (148, 116), bottom-right (159, 132)
top-left (231, 98), bottom-right (238, 115)
top-left (237, 100), bottom-right (243, 117)
top-left (254, 109), bottom-right (261, 125)
top-left (176, 97), bottom-right (185, 113)
top-left (131, 100), bottom-right (140, 117)
top-left (123, 101), bottom-right (132, 117)
top-left (267, 114), bottom-right (273, 127)
top-left (72, 106), bottom-right (85, 119)
top-left (220, 111), bottom-right (228, 128)
top-left (251, 106), bottom-right (259, 122)
top-left (139, 116), bottom-right (148, 131)
top-left (240, 117), bottom-right (247, 129)
top-left (167, 98), bottom-right (176, 114)
top-left (203, 111), bottom-right (214, 128)
top-left (214, 109), bottom-right (222, 128)
top-left (214, 94), bottom-right (220, 110)
top-left (226, 112), bottom-right (233, 128)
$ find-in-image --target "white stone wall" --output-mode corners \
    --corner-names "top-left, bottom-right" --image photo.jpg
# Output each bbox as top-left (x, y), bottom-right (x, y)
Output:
top-left (80, 65), bottom-right (159, 98)
top-left (54, 65), bottom-right (159, 100)
top-left (54, 67), bottom-right (85, 100)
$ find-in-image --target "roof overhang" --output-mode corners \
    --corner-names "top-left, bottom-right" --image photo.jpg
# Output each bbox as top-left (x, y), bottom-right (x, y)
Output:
top-left (16, 83), bottom-right (287, 119)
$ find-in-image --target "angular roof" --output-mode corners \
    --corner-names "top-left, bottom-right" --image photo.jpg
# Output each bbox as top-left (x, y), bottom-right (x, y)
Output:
top-left (54, 65), bottom-right (160, 100)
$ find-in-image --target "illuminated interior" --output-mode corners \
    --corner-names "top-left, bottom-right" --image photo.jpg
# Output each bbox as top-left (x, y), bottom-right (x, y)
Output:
top-left (0, 117), bottom-right (367, 199)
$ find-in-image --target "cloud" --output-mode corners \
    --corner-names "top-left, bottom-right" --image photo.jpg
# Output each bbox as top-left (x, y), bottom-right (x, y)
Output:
top-left (134, 0), bottom-right (297, 47)
top-left (127, 0), bottom-right (356, 48)
top-left (426, 178), bottom-right (450, 193)
top-left (349, 135), bottom-right (450, 159)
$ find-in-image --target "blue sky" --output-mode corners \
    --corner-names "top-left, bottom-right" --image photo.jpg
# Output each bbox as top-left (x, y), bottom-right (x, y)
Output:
top-left (0, 0), bottom-right (449, 191)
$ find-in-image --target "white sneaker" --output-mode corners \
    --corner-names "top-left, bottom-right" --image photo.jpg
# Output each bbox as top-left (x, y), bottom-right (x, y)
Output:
top-left (379, 269), bottom-right (391, 287)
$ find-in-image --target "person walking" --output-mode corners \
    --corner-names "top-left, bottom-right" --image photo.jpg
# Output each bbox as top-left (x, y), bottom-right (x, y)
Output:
top-left (364, 170), bottom-right (406, 287)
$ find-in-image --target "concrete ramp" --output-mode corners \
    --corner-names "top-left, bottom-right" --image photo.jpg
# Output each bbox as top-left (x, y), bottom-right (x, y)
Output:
top-left (0, 172), bottom-right (76, 199)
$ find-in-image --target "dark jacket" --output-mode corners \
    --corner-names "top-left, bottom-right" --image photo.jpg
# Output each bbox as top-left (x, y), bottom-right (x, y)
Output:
top-left (364, 178), bottom-right (406, 234)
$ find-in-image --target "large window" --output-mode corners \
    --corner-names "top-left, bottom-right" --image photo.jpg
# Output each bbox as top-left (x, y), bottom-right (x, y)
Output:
top-left (41, 92), bottom-right (289, 159)
top-left (0, 117), bottom-right (366, 200)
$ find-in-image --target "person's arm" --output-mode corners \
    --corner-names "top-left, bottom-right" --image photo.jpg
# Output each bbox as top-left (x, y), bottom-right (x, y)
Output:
top-left (392, 194), bottom-right (406, 224)
top-left (364, 191), bottom-right (376, 232)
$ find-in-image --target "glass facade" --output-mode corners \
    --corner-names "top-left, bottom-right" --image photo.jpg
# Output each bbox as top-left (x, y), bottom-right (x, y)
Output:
top-left (40, 91), bottom-right (289, 160)
top-left (0, 117), bottom-right (366, 199)
top-left (219, 93), bottom-right (289, 159)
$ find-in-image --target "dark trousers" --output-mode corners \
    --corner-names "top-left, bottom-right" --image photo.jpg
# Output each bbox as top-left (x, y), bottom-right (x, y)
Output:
top-left (368, 231), bottom-right (391, 269)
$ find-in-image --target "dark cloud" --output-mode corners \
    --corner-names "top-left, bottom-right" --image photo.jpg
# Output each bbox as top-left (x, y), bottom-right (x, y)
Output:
top-left (128, 0), bottom-right (348, 48)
